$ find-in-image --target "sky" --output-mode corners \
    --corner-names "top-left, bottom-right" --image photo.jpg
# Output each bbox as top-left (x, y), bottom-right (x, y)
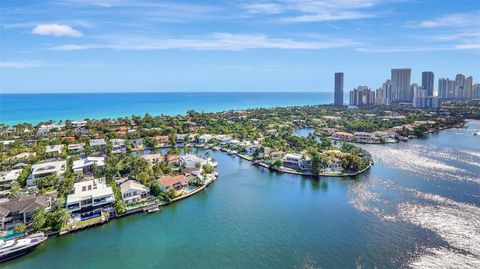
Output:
top-left (0, 0), bottom-right (479, 93)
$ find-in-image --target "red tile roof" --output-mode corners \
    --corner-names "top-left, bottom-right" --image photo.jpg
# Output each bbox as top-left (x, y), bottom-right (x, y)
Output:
top-left (158, 175), bottom-right (188, 187)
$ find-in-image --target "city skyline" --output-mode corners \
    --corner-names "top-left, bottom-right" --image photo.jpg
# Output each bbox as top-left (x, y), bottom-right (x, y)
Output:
top-left (1, 0), bottom-right (479, 93)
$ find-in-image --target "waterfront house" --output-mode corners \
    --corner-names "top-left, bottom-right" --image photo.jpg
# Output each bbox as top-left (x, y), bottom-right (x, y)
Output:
top-left (176, 134), bottom-right (187, 145)
top-left (0, 194), bottom-right (56, 230)
top-left (153, 135), bottom-right (169, 146)
top-left (120, 180), bottom-right (150, 204)
top-left (28, 160), bottom-right (67, 186)
top-left (353, 132), bottom-right (377, 143)
top-left (68, 143), bottom-right (85, 155)
top-left (198, 134), bottom-right (212, 145)
top-left (111, 139), bottom-right (126, 153)
top-left (245, 144), bottom-right (261, 155)
top-left (131, 138), bottom-right (144, 149)
top-left (0, 169), bottom-right (22, 189)
top-left (72, 157), bottom-right (105, 175)
top-left (65, 178), bottom-right (115, 212)
top-left (282, 154), bottom-right (311, 171)
top-left (332, 132), bottom-right (354, 141)
top-left (158, 175), bottom-right (189, 192)
top-left (89, 139), bottom-right (107, 153)
top-left (45, 144), bottom-right (64, 157)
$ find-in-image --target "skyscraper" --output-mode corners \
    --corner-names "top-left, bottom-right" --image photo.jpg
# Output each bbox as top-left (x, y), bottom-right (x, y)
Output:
top-left (465, 76), bottom-right (473, 99)
top-left (391, 68), bottom-right (411, 102)
top-left (349, 86), bottom-right (375, 107)
top-left (375, 79), bottom-right (392, 105)
top-left (334, 72), bottom-right (344, 105)
top-left (421, 71), bottom-right (434, 96)
top-left (454, 74), bottom-right (465, 99)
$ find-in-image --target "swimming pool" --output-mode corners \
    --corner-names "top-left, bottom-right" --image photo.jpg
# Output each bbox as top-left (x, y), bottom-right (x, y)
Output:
top-left (187, 186), bottom-right (198, 192)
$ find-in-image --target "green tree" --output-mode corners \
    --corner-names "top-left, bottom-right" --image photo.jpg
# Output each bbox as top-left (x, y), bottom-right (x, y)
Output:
top-left (13, 223), bottom-right (27, 233)
top-left (31, 208), bottom-right (47, 231)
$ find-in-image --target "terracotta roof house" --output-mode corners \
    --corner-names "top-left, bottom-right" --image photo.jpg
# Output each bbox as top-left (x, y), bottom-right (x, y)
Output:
top-left (157, 175), bottom-right (189, 192)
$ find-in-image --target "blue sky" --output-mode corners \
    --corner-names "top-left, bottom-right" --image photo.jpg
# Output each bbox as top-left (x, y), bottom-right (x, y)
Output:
top-left (0, 0), bottom-right (479, 93)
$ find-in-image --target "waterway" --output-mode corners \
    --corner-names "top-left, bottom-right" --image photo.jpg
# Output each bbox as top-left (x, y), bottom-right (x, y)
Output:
top-left (4, 121), bottom-right (480, 269)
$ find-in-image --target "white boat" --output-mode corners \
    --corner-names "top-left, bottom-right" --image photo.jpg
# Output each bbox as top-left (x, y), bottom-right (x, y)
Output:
top-left (0, 233), bottom-right (47, 263)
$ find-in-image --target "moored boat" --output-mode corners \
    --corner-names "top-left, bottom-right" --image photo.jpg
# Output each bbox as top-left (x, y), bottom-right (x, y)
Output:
top-left (0, 233), bottom-right (47, 263)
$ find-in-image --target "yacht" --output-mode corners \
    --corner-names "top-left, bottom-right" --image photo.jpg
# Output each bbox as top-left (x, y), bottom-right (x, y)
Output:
top-left (0, 233), bottom-right (47, 263)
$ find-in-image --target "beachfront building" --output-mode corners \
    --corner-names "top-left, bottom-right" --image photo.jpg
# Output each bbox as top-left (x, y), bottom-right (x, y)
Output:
top-left (157, 175), bottom-right (189, 192)
top-left (282, 153), bottom-right (312, 171)
top-left (120, 180), bottom-right (150, 204)
top-left (65, 178), bottom-right (115, 212)
top-left (27, 160), bottom-right (67, 186)
top-left (89, 139), bottom-right (107, 153)
top-left (71, 120), bottom-right (88, 129)
top-left (72, 157), bottom-right (105, 175)
top-left (111, 139), bottom-right (126, 153)
top-left (0, 194), bottom-right (56, 230)
top-left (68, 143), bottom-right (85, 155)
top-left (0, 169), bottom-right (22, 189)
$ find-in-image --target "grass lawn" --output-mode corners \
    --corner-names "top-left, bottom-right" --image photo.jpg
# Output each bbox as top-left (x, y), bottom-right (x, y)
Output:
top-left (61, 212), bottom-right (106, 232)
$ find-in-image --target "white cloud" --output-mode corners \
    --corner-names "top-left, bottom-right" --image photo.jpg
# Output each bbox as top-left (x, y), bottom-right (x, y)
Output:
top-left (243, 0), bottom-right (385, 22)
top-left (32, 24), bottom-right (83, 37)
top-left (49, 32), bottom-right (362, 51)
top-left (406, 13), bottom-right (479, 28)
top-left (0, 61), bottom-right (42, 68)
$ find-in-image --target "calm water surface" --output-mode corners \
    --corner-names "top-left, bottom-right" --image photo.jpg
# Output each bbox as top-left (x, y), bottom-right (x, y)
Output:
top-left (0, 92), bottom-right (332, 125)
top-left (4, 121), bottom-right (480, 269)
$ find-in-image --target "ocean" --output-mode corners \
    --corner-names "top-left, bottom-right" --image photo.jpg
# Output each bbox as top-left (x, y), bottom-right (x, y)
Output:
top-left (3, 121), bottom-right (480, 269)
top-left (0, 92), bottom-right (333, 126)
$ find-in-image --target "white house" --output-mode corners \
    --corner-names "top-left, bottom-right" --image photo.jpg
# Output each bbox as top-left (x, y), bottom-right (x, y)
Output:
top-left (198, 134), bottom-right (212, 145)
top-left (65, 178), bottom-right (115, 212)
top-left (245, 144), bottom-right (261, 155)
top-left (176, 134), bottom-right (187, 144)
top-left (45, 144), bottom-right (64, 155)
top-left (68, 143), bottom-right (85, 154)
top-left (120, 180), bottom-right (150, 204)
top-left (282, 153), bottom-right (311, 171)
top-left (71, 120), bottom-right (87, 128)
top-left (28, 160), bottom-right (67, 186)
top-left (73, 157), bottom-right (105, 175)
top-left (0, 169), bottom-right (22, 189)
top-left (111, 139), bottom-right (126, 153)
top-left (353, 132), bottom-right (377, 143)
top-left (89, 139), bottom-right (107, 152)
top-left (178, 154), bottom-right (202, 169)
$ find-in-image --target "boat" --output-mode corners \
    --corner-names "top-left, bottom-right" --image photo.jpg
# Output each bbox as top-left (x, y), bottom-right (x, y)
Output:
top-left (0, 233), bottom-right (47, 263)
top-left (474, 131), bottom-right (480, 136)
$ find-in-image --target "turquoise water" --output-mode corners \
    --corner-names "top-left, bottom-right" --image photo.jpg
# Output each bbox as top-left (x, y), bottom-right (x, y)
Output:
top-left (0, 92), bottom-right (332, 126)
top-left (4, 121), bottom-right (479, 269)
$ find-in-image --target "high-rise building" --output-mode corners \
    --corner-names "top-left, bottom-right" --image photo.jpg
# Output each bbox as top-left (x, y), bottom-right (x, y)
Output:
top-left (438, 78), bottom-right (455, 99)
top-left (349, 86), bottom-right (375, 107)
top-left (334, 72), bottom-right (344, 105)
top-left (421, 71), bottom-right (434, 97)
top-left (413, 84), bottom-right (440, 108)
top-left (391, 68), bottom-right (412, 102)
top-left (465, 76), bottom-right (473, 99)
top-left (454, 74), bottom-right (466, 99)
top-left (473, 84), bottom-right (480, 99)
top-left (375, 79), bottom-right (392, 105)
